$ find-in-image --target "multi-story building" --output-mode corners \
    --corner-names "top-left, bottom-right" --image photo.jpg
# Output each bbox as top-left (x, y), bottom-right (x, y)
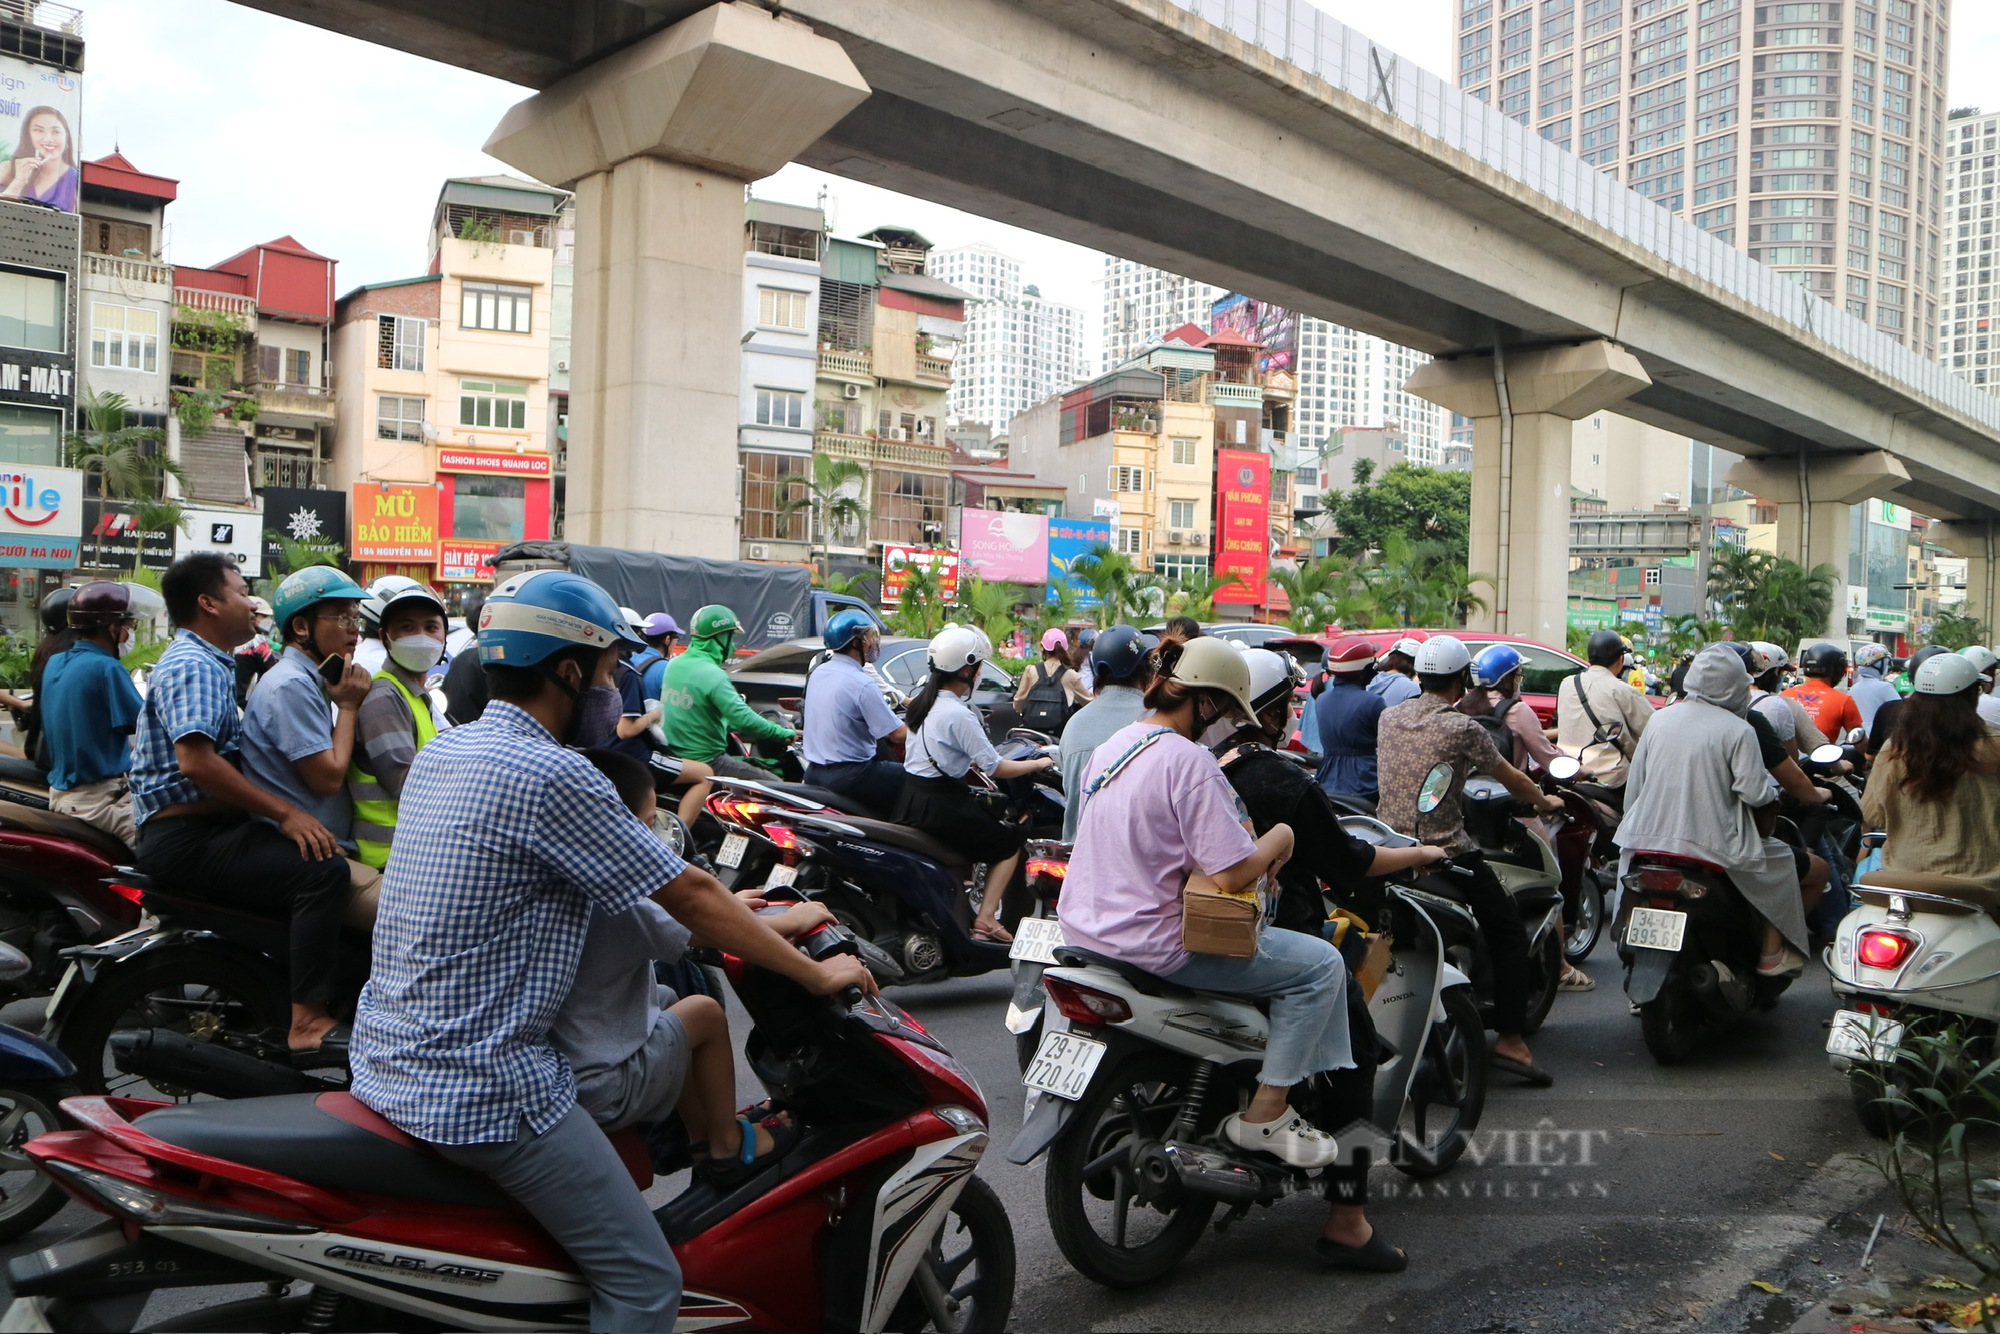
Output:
top-left (1099, 259), bottom-right (1222, 371)
top-left (1292, 317), bottom-right (1445, 467)
top-left (1940, 107), bottom-right (2000, 387)
top-left (928, 243), bottom-right (1087, 433)
top-left (76, 153), bottom-right (176, 431)
top-left (329, 176), bottom-right (565, 602)
top-left (548, 200), bottom-right (575, 535)
top-left (735, 197), bottom-right (825, 564)
top-left (1460, 0), bottom-right (1947, 358)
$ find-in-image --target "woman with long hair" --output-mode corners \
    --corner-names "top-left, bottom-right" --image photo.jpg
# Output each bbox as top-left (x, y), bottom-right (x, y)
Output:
top-left (1, 107), bottom-right (79, 211)
top-left (1861, 651), bottom-right (2000, 890)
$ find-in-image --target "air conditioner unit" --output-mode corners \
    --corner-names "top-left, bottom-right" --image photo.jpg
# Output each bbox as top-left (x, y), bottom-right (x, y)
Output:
top-left (508, 229), bottom-right (535, 246)
top-left (556, 360), bottom-right (568, 372)
top-left (747, 544), bottom-right (771, 560)
top-left (842, 383), bottom-right (861, 400)
top-left (1192, 532), bottom-right (1209, 545)
top-left (1168, 530), bottom-right (1186, 545)
top-left (889, 428), bottom-right (908, 441)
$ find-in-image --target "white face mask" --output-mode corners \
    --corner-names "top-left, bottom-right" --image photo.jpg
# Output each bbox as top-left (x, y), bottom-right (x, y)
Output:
top-left (116, 628), bottom-right (135, 660)
top-left (388, 635), bottom-right (445, 674)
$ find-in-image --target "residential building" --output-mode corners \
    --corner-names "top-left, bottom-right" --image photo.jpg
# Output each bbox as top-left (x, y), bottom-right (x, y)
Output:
top-left (77, 153), bottom-right (176, 429)
top-left (1459, 0), bottom-right (1948, 358)
top-left (1940, 107), bottom-right (2000, 386)
top-left (1570, 412), bottom-right (1694, 511)
top-left (329, 175), bottom-right (565, 601)
top-left (1291, 317), bottom-right (1445, 466)
top-left (1099, 259), bottom-right (1222, 371)
top-left (549, 200), bottom-right (575, 534)
top-left (735, 198), bottom-right (825, 562)
top-left (928, 242), bottom-right (1087, 433)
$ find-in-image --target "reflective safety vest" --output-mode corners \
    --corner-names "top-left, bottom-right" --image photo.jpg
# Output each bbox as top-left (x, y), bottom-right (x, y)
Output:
top-left (347, 670), bottom-right (441, 869)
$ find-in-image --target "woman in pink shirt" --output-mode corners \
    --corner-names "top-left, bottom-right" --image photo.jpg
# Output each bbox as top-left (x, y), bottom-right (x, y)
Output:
top-left (1060, 639), bottom-right (1352, 1172)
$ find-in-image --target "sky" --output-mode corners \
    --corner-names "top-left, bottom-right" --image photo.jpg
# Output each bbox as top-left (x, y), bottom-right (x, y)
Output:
top-left (69, 0), bottom-right (2000, 361)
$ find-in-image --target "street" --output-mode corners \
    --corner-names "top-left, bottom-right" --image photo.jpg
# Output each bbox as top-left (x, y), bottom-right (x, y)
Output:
top-left (0, 950), bottom-right (1901, 1332)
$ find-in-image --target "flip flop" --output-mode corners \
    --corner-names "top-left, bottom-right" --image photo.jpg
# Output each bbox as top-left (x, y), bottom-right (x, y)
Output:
top-left (1314, 1231), bottom-right (1408, 1273)
top-left (1490, 1053), bottom-right (1555, 1087)
top-left (1559, 967), bottom-right (1596, 992)
top-left (698, 1116), bottom-right (801, 1188)
top-left (290, 1023), bottom-right (353, 1070)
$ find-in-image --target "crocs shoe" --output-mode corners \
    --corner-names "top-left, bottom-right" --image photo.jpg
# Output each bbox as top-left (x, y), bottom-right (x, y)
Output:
top-left (1220, 1111), bottom-right (1339, 1169)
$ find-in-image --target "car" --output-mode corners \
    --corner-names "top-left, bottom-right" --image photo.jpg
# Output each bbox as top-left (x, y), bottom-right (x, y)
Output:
top-left (1140, 621), bottom-right (1294, 649)
top-left (724, 635), bottom-right (1023, 738)
top-left (1267, 629), bottom-right (1592, 727)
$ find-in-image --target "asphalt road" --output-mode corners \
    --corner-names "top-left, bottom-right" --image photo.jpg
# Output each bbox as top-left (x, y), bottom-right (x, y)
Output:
top-left (0, 951), bottom-right (1895, 1331)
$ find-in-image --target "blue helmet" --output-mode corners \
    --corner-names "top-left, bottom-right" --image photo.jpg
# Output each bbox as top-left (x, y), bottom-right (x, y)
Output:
top-left (1090, 624), bottom-right (1150, 682)
top-left (272, 566), bottom-right (366, 638)
top-left (1471, 643), bottom-right (1523, 689)
top-left (824, 608), bottom-right (875, 653)
top-left (476, 569), bottom-right (643, 669)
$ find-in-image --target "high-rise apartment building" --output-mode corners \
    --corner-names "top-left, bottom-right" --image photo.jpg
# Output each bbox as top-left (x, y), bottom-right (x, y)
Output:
top-left (1460, 0), bottom-right (1947, 359)
top-left (1940, 108), bottom-right (2000, 387)
top-left (1100, 260), bottom-right (1223, 370)
top-left (929, 243), bottom-right (1087, 433)
top-left (1293, 318), bottom-right (1445, 474)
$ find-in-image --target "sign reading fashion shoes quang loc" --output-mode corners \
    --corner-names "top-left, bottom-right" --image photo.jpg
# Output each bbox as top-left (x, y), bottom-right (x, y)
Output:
top-left (1212, 449), bottom-right (1271, 606)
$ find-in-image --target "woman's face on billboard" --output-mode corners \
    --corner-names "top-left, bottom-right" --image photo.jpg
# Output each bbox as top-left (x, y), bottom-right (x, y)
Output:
top-left (26, 112), bottom-right (67, 161)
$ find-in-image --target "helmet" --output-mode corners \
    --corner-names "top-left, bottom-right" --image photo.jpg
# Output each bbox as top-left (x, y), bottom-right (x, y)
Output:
top-left (1243, 648), bottom-right (1305, 716)
top-left (1916, 651), bottom-right (1983, 696)
top-left (67, 581), bottom-right (134, 631)
top-left (1380, 636), bottom-right (1423, 663)
top-left (1586, 629), bottom-right (1627, 666)
top-left (248, 596), bottom-right (273, 619)
top-left (362, 574), bottom-right (447, 629)
top-left (1719, 640), bottom-right (1776, 675)
top-left (690, 605), bottom-right (743, 641)
top-left (1800, 642), bottom-right (1848, 678)
top-left (1855, 643), bottom-right (1891, 670)
top-left (1414, 634), bottom-right (1472, 676)
top-left (824, 608), bottom-right (875, 653)
top-left (38, 587), bottom-right (73, 636)
top-left (928, 623), bottom-right (993, 674)
top-left (477, 569), bottom-right (644, 668)
top-left (1077, 628), bottom-right (1097, 648)
top-left (641, 612), bottom-right (680, 640)
top-left (1750, 641), bottom-right (1790, 673)
top-left (1041, 628), bottom-right (1069, 653)
top-left (1961, 645), bottom-right (2000, 676)
top-left (1328, 640), bottom-right (1378, 673)
top-left (1090, 625), bottom-right (1149, 681)
top-left (1163, 636), bottom-right (1257, 718)
top-left (273, 567), bottom-right (367, 638)
top-left (1471, 643), bottom-right (1523, 689)
top-left (618, 606), bottom-right (646, 635)
top-left (1906, 645), bottom-right (1950, 677)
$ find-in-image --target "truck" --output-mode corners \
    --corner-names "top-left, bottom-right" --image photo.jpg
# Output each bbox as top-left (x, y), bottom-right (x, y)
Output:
top-left (489, 541), bottom-right (883, 652)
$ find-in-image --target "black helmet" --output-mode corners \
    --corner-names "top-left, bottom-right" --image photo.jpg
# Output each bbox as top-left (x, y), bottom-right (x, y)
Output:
top-left (1090, 624), bottom-right (1150, 683)
top-left (38, 587), bottom-right (73, 636)
top-left (1586, 628), bottom-right (1627, 666)
top-left (1800, 643), bottom-right (1848, 678)
top-left (1905, 645), bottom-right (1950, 677)
top-left (67, 581), bottom-right (134, 631)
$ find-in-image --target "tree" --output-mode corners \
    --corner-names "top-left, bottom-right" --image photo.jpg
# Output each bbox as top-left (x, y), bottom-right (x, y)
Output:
top-left (960, 576), bottom-right (1024, 647)
top-left (1069, 545), bottom-right (1148, 627)
top-left (66, 391), bottom-right (187, 572)
top-left (1268, 554), bottom-right (1369, 633)
top-left (266, 531), bottom-right (344, 579)
top-left (887, 562), bottom-right (948, 637)
top-left (778, 454), bottom-right (870, 572)
top-left (1321, 463), bottom-right (1473, 561)
top-left (1925, 604), bottom-right (1986, 651)
top-left (1161, 570), bottom-right (1233, 621)
top-left (1707, 548), bottom-right (1839, 647)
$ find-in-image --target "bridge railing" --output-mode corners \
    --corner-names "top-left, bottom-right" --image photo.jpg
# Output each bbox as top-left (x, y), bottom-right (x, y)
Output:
top-left (1172, 0), bottom-right (2000, 437)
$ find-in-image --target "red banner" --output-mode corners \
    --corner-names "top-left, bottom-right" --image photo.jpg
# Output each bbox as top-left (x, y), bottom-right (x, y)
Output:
top-left (436, 449), bottom-right (552, 477)
top-left (1213, 449), bottom-right (1270, 604)
top-left (880, 545), bottom-right (961, 608)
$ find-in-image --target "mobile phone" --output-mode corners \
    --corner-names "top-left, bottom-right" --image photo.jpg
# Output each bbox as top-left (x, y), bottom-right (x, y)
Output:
top-left (318, 653), bottom-right (346, 687)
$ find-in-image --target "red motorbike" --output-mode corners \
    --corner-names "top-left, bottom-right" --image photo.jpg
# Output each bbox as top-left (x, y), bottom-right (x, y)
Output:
top-left (7, 925), bottom-right (1014, 1332)
top-left (0, 801), bottom-right (143, 998)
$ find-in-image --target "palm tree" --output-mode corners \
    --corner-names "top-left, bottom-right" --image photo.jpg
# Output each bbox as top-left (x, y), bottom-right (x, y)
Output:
top-left (819, 569), bottom-right (874, 598)
top-left (66, 391), bottom-right (187, 571)
top-left (888, 561), bottom-right (949, 637)
top-left (1162, 570), bottom-right (1233, 622)
top-left (1069, 545), bottom-right (1147, 627)
top-left (778, 454), bottom-right (870, 573)
top-left (1926, 604), bottom-right (1986, 650)
top-left (265, 531), bottom-right (344, 579)
top-left (1707, 548), bottom-right (1838, 645)
top-left (960, 576), bottom-right (1024, 647)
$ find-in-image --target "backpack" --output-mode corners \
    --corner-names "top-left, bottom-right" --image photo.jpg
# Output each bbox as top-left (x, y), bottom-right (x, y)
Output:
top-left (1467, 692), bottom-right (1521, 760)
top-left (1021, 662), bottom-right (1072, 733)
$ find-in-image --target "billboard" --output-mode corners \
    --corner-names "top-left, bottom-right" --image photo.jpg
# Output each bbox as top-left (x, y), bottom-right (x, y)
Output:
top-left (0, 465), bottom-right (80, 569)
top-left (80, 500), bottom-right (176, 571)
top-left (0, 56), bottom-right (82, 214)
top-left (1207, 292), bottom-right (1296, 376)
top-left (440, 539), bottom-right (501, 584)
top-left (1047, 518), bottom-right (1112, 608)
top-left (181, 502), bottom-right (265, 578)
top-left (880, 545), bottom-right (960, 608)
top-left (352, 483), bottom-right (439, 565)
top-left (261, 487), bottom-right (347, 569)
top-left (958, 509), bottom-right (1049, 585)
top-left (1213, 449), bottom-right (1271, 605)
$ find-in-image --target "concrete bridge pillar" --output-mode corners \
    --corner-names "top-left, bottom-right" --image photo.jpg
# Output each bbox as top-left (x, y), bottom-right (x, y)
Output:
top-left (1723, 451), bottom-right (1910, 638)
top-left (1406, 341), bottom-right (1650, 644)
top-left (1927, 519), bottom-right (2000, 637)
top-left (484, 2), bottom-right (868, 557)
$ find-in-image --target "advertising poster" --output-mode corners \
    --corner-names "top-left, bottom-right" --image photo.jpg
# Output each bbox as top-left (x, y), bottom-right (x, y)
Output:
top-left (80, 500), bottom-right (175, 571)
top-left (0, 55), bottom-right (82, 214)
top-left (181, 501), bottom-right (265, 578)
top-left (262, 487), bottom-right (347, 569)
top-left (1046, 518), bottom-right (1112, 607)
top-left (880, 544), bottom-right (960, 608)
top-left (1213, 449), bottom-right (1271, 605)
top-left (0, 464), bottom-right (80, 569)
top-left (440, 540), bottom-right (501, 584)
top-left (958, 509), bottom-right (1049, 585)
top-left (1207, 292), bottom-right (1296, 375)
top-left (352, 483), bottom-right (439, 565)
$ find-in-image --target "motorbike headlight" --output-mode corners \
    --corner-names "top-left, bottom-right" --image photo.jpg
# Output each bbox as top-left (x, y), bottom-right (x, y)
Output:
top-left (934, 1105), bottom-right (986, 1135)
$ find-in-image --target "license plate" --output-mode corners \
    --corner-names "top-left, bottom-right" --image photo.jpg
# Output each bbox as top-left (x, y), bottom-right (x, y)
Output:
top-left (1827, 1008), bottom-right (1905, 1063)
top-left (763, 863), bottom-right (797, 890)
top-left (1009, 916), bottom-right (1066, 964)
top-left (1625, 906), bottom-right (1688, 952)
top-left (45, 962), bottom-right (77, 1022)
top-left (1022, 1030), bottom-right (1107, 1101)
top-left (716, 834), bottom-right (748, 869)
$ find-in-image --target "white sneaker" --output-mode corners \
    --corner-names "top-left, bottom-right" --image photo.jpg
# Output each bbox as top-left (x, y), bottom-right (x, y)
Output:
top-left (1757, 944), bottom-right (1807, 978)
top-left (1220, 1110), bottom-right (1339, 1169)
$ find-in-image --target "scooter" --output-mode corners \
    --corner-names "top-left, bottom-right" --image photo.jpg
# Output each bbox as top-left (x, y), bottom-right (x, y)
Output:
top-left (1542, 754), bottom-right (1621, 962)
top-left (0, 941), bottom-right (82, 1243)
top-left (8, 925), bottom-right (1016, 1332)
top-left (1431, 772), bottom-right (1567, 1036)
top-left (1825, 834), bottom-right (2000, 1139)
top-left (0, 801), bottom-right (144, 999)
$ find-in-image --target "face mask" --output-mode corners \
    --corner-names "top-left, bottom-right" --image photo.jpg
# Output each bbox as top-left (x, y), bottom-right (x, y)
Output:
top-left (572, 684), bottom-right (623, 748)
top-left (863, 636), bottom-right (880, 665)
top-left (116, 628), bottom-right (135, 660)
top-left (388, 635), bottom-right (445, 674)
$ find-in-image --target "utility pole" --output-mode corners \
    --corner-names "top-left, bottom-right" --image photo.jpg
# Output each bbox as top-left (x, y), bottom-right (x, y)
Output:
top-left (1693, 441), bottom-right (1714, 621)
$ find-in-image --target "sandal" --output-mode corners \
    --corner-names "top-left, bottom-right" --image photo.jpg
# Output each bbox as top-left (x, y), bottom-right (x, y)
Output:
top-left (1490, 1054), bottom-right (1556, 1087)
top-left (290, 1023), bottom-right (353, 1070)
top-left (1559, 965), bottom-right (1596, 992)
top-left (971, 919), bottom-right (1014, 945)
top-left (697, 1117), bottom-right (800, 1188)
top-left (1314, 1231), bottom-right (1408, 1273)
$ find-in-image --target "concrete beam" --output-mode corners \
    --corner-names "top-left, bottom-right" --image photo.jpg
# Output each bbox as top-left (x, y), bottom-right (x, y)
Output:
top-left (1925, 521), bottom-right (2000, 634)
top-left (1723, 451), bottom-right (1912, 508)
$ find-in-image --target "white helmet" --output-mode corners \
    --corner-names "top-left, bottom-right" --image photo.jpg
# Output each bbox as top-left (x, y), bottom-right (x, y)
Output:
top-left (928, 623), bottom-right (994, 674)
top-left (1749, 641), bottom-right (1789, 674)
top-left (617, 605), bottom-right (646, 635)
top-left (1242, 647), bottom-right (1305, 716)
top-left (1414, 634), bottom-right (1472, 675)
top-left (1916, 651), bottom-right (1983, 695)
top-left (1381, 636), bottom-right (1424, 663)
top-left (362, 574), bottom-right (447, 630)
top-left (1959, 645), bottom-right (2000, 677)
top-left (1162, 636), bottom-right (1258, 718)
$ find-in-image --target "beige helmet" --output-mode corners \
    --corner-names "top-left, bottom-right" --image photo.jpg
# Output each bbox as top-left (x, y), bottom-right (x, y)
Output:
top-left (1163, 636), bottom-right (1258, 718)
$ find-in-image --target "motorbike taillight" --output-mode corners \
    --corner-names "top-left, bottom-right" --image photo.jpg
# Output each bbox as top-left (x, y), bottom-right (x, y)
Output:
top-left (1043, 975), bottom-right (1132, 1026)
top-left (1025, 857), bottom-right (1069, 882)
top-left (706, 792), bottom-right (767, 828)
top-left (766, 824), bottom-right (802, 852)
top-left (1857, 929), bottom-right (1918, 971)
top-left (1636, 868), bottom-right (1684, 893)
top-left (107, 881), bottom-right (144, 905)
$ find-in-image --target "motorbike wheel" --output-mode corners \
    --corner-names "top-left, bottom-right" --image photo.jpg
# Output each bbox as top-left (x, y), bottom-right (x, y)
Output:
top-left (1519, 931), bottom-right (1562, 1037)
top-left (888, 1175), bottom-right (1016, 1333)
top-left (1394, 987), bottom-right (1488, 1180)
top-left (1848, 1068), bottom-right (1924, 1141)
top-left (1014, 1016), bottom-right (1044, 1077)
top-left (1045, 1051), bottom-right (1218, 1288)
top-left (1638, 977), bottom-right (1703, 1065)
top-left (1563, 869), bottom-right (1607, 964)
top-left (0, 1079), bottom-right (75, 1241)
top-left (58, 954), bottom-right (289, 1097)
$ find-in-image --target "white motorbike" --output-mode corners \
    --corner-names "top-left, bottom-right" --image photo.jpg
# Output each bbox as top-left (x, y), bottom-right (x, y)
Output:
top-left (1825, 835), bottom-right (2000, 1137)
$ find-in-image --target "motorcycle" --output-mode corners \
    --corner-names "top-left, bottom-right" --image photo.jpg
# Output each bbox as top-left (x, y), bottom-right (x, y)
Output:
top-left (1004, 819), bottom-right (1486, 1288)
top-left (1542, 754), bottom-right (1620, 963)
top-left (8, 924), bottom-right (1016, 1332)
top-left (0, 941), bottom-right (81, 1243)
top-left (0, 801), bottom-right (144, 999)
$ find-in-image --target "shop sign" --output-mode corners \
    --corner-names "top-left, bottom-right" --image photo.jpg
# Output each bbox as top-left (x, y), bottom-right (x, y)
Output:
top-left (436, 449), bottom-right (552, 477)
top-left (440, 540), bottom-right (501, 583)
top-left (0, 351), bottom-right (74, 407)
top-left (260, 487), bottom-right (347, 568)
top-left (1047, 518), bottom-right (1111, 607)
top-left (181, 502), bottom-right (264, 578)
top-left (880, 545), bottom-right (960, 607)
top-left (352, 483), bottom-right (439, 564)
top-left (1213, 449), bottom-right (1270, 604)
top-left (80, 500), bottom-right (174, 570)
top-left (0, 465), bottom-right (81, 568)
top-left (958, 509), bottom-right (1048, 584)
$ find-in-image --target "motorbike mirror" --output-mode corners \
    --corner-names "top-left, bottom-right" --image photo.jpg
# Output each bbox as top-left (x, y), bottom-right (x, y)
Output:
top-left (0, 940), bottom-right (28, 982)
top-left (1415, 762), bottom-right (1454, 814)
top-left (1808, 743), bottom-right (1845, 765)
top-left (428, 688), bottom-right (450, 719)
top-left (653, 809), bottom-right (689, 857)
top-left (1546, 755), bottom-right (1582, 782)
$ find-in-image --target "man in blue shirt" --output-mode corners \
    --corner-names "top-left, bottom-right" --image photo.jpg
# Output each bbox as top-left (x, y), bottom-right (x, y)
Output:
top-left (1316, 639), bottom-right (1387, 804)
top-left (635, 611), bottom-right (679, 700)
top-left (41, 580), bottom-right (144, 846)
top-left (352, 570), bottom-right (870, 1332)
top-left (131, 554), bottom-right (355, 1062)
top-left (801, 610), bottom-right (907, 812)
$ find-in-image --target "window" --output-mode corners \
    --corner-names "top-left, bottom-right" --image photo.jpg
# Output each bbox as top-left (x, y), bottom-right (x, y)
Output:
top-left (1117, 527), bottom-right (1143, 555)
top-left (377, 315), bottom-right (425, 372)
top-left (1109, 466), bottom-right (1149, 493)
top-left (741, 451), bottom-right (810, 541)
top-left (871, 468), bottom-right (948, 546)
top-left (460, 282), bottom-right (532, 333)
top-left (757, 287), bottom-right (808, 330)
top-left (377, 395), bottom-right (426, 442)
top-left (451, 475), bottom-right (527, 544)
top-left (0, 270), bottom-right (63, 352)
top-left (1464, 641), bottom-right (1582, 696)
top-left (753, 388), bottom-right (804, 429)
top-left (459, 380), bottom-right (528, 430)
top-left (1169, 499), bottom-right (1196, 529)
top-left (0, 405), bottom-right (61, 465)
top-left (89, 303), bottom-right (158, 372)
top-left (85, 217), bottom-right (150, 258)
top-left (1170, 436), bottom-right (1197, 466)
top-left (286, 349), bottom-right (311, 386)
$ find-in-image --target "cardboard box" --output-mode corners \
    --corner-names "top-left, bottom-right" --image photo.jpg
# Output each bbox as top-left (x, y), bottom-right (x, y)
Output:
top-left (1181, 870), bottom-right (1269, 958)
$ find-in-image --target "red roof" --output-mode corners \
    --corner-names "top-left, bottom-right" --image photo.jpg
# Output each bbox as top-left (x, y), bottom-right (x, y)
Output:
top-left (81, 151), bottom-right (178, 203)
top-left (1162, 322), bottom-right (1210, 346)
top-left (1201, 329), bottom-right (1263, 348)
top-left (173, 266), bottom-right (249, 296)
top-left (198, 236), bottom-right (338, 324)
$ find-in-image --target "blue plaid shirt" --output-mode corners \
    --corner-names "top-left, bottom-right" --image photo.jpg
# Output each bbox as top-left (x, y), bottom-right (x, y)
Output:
top-left (350, 702), bottom-right (687, 1145)
top-left (130, 630), bottom-right (243, 827)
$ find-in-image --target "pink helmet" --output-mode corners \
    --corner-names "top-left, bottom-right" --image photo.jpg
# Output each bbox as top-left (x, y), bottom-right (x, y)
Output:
top-left (1041, 628), bottom-right (1069, 652)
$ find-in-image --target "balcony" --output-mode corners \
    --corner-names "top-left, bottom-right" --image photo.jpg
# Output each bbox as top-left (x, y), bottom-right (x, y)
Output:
top-left (1207, 380), bottom-right (1264, 410)
top-left (176, 288), bottom-right (259, 320)
top-left (915, 354), bottom-right (952, 384)
top-left (818, 349), bottom-right (873, 381)
top-left (815, 431), bottom-right (949, 469)
top-left (253, 380), bottom-right (335, 420)
top-left (85, 253), bottom-right (173, 289)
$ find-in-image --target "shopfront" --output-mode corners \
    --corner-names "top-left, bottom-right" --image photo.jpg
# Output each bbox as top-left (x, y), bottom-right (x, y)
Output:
top-left (0, 466), bottom-right (83, 641)
top-left (434, 448), bottom-right (551, 608)
top-left (352, 481), bottom-right (441, 588)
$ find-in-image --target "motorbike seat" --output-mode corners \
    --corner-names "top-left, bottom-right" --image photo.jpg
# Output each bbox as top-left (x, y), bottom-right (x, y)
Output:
top-left (1571, 783), bottom-right (1624, 810)
top-left (136, 1092), bottom-right (650, 1210)
top-left (1857, 869), bottom-right (2000, 920)
top-left (1052, 946), bottom-right (1199, 998)
top-left (820, 813), bottom-right (972, 870)
top-left (0, 755), bottom-right (47, 789)
top-left (761, 781), bottom-right (885, 821)
top-left (0, 802), bottom-right (132, 865)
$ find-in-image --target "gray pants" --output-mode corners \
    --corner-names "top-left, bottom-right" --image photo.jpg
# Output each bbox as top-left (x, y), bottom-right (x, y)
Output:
top-left (437, 1104), bottom-right (680, 1332)
top-left (709, 754), bottom-right (770, 781)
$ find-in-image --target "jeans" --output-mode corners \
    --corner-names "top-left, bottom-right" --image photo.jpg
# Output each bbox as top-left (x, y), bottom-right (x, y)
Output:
top-left (1457, 852), bottom-right (1531, 1035)
top-left (437, 1105), bottom-right (681, 1332)
top-left (804, 758), bottom-right (906, 815)
top-left (1168, 926), bottom-right (1353, 1087)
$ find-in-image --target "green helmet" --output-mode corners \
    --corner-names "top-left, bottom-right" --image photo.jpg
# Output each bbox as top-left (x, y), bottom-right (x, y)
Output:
top-left (273, 566), bottom-right (366, 638)
top-left (690, 605), bottom-right (743, 641)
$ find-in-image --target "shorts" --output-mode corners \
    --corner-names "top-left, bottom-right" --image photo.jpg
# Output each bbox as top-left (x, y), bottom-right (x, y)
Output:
top-left (571, 1011), bottom-right (689, 1133)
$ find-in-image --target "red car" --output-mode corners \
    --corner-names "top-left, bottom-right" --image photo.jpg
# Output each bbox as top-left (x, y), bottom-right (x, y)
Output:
top-left (1267, 629), bottom-right (1591, 727)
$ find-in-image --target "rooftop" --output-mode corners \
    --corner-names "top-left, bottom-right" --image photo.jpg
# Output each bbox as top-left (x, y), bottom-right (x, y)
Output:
top-left (81, 151), bottom-right (178, 204)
